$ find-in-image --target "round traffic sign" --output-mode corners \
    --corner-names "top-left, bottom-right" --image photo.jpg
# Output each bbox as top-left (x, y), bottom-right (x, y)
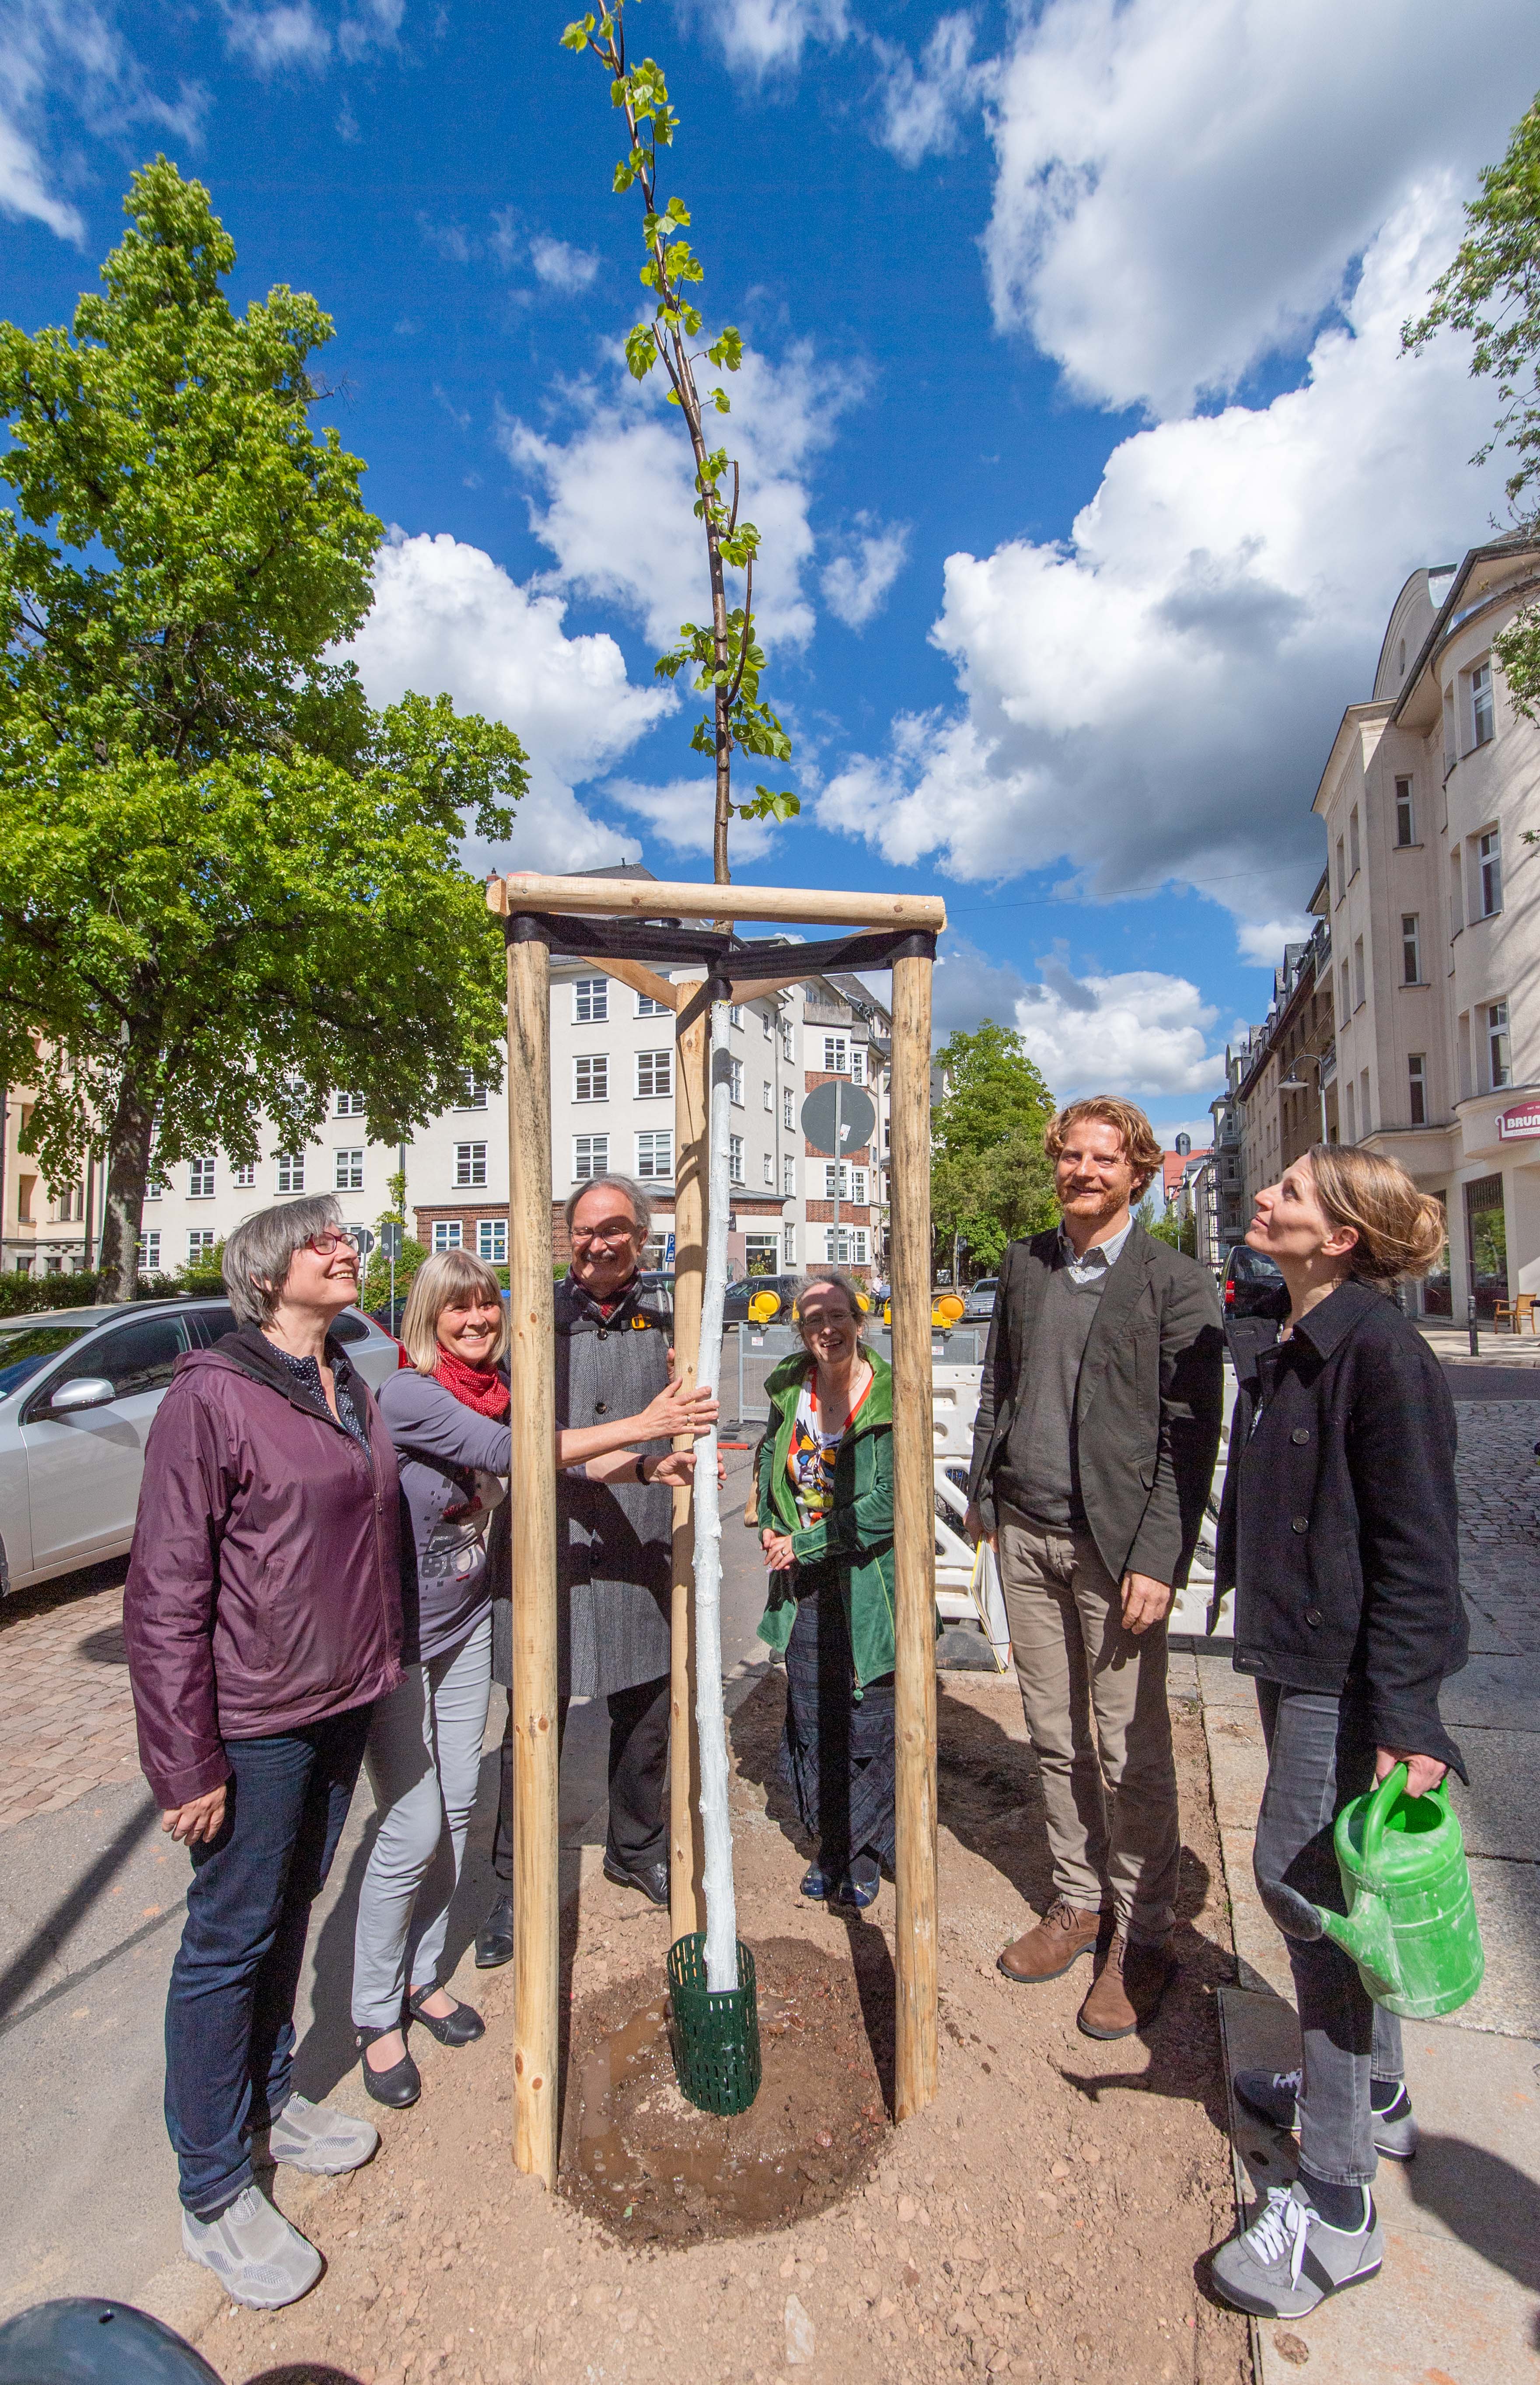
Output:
top-left (799, 1080), bottom-right (877, 1157)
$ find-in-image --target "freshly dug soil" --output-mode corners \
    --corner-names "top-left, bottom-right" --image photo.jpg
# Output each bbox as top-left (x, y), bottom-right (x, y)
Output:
top-left (559, 1938), bottom-right (890, 2242)
top-left (211, 1664), bottom-right (1250, 2385)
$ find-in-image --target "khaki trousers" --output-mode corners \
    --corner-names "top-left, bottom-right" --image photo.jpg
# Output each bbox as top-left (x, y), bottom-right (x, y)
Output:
top-left (995, 1504), bottom-right (1180, 1944)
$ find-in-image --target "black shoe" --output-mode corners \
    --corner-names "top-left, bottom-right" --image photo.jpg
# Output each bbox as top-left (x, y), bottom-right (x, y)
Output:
top-left (475, 1893), bottom-right (513, 1968)
top-left (408, 1989), bottom-right (485, 2047)
top-left (357, 2027), bottom-right (420, 2109)
top-left (603, 1853), bottom-right (669, 1908)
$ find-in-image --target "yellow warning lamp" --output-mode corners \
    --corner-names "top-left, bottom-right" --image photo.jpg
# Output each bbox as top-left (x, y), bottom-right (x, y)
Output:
top-left (933, 1294), bottom-right (965, 1327)
top-left (747, 1289), bottom-right (782, 1324)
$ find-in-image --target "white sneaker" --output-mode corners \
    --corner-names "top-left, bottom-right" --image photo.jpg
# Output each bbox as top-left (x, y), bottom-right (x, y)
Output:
top-left (264, 2091), bottom-right (379, 2174)
top-left (182, 2184), bottom-right (322, 2309)
top-left (1211, 2182), bottom-right (1383, 2319)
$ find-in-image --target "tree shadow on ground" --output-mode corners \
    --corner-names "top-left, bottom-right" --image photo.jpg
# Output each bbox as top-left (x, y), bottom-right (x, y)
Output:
top-left (1404, 2134), bottom-right (1540, 2344)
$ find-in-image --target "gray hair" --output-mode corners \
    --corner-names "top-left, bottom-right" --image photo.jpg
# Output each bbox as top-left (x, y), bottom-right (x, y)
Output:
top-left (790, 1269), bottom-right (869, 1343)
top-left (562, 1172), bottom-right (653, 1238)
top-left (223, 1194), bottom-right (344, 1327)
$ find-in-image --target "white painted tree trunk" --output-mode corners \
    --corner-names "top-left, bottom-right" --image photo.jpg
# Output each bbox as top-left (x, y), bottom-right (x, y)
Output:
top-left (693, 1000), bottom-right (740, 1992)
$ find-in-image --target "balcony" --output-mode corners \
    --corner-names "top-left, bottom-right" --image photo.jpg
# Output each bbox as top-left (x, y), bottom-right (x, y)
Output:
top-left (1319, 1048), bottom-right (1337, 1088)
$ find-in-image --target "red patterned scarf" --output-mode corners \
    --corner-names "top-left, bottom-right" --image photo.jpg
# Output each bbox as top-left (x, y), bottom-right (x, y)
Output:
top-left (433, 1342), bottom-right (510, 1419)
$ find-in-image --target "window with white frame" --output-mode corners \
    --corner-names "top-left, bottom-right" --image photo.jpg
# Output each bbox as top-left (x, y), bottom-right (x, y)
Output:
top-left (636, 1049), bottom-right (671, 1100)
top-left (457, 1072), bottom-right (488, 1109)
top-left (635, 1129), bottom-right (672, 1180)
top-left (1488, 999), bottom-right (1512, 1089)
top-left (144, 1153), bottom-right (164, 1199)
top-left (762, 1151), bottom-right (774, 1186)
top-left (851, 1046), bottom-right (866, 1086)
top-left (824, 1226), bottom-right (868, 1264)
top-left (780, 1020), bottom-right (793, 1062)
top-left (1479, 828), bottom-right (1503, 918)
top-left (138, 1231), bottom-right (161, 1272)
top-left (189, 1155), bottom-right (215, 1198)
top-left (187, 1229), bottom-right (215, 1262)
top-left (1449, 849), bottom-right (1464, 939)
top-left (783, 1154), bottom-right (795, 1196)
top-left (635, 989), bottom-right (670, 1017)
top-left (1408, 1054), bottom-right (1427, 1127)
top-left (433, 1220), bottom-right (463, 1251)
top-left (761, 1008), bottom-right (772, 1038)
top-left (573, 977), bottom-right (608, 1023)
top-left (823, 1162), bottom-right (868, 1202)
top-left (1395, 779), bottom-right (1415, 846)
top-left (455, 1142), bottom-right (487, 1187)
top-left (823, 1034), bottom-right (848, 1074)
top-left (233, 1159), bottom-right (255, 1188)
top-left (573, 1134), bottom-right (609, 1180)
top-left (1335, 837), bottom-right (1346, 904)
top-left (1343, 1079), bottom-right (1357, 1141)
top-left (574, 1054), bottom-right (608, 1102)
top-left (1353, 937), bottom-right (1365, 1011)
top-left (762, 1078), bottom-right (772, 1110)
top-left (1349, 805), bottom-right (1361, 880)
top-left (1472, 660), bottom-right (1495, 747)
top-left (783, 1222), bottom-right (796, 1264)
top-left (335, 1089), bottom-right (366, 1117)
top-left (335, 1148), bottom-right (365, 1191)
top-left (1401, 915), bottom-right (1421, 986)
top-left (728, 1133), bottom-right (744, 1184)
top-left (477, 1218), bottom-right (507, 1265)
top-left (728, 1003), bottom-right (744, 1029)
top-left (276, 1151), bottom-right (305, 1194)
top-left (727, 1057), bottom-right (744, 1105)
top-left (783, 1088), bottom-right (794, 1131)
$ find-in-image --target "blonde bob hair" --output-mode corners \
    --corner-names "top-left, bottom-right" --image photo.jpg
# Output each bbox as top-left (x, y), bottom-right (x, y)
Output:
top-left (789, 1270), bottom-right (868, 1344)
top-left (1044, 1095), bottom-right (1163, 1198)
top-left (400, 1248), bottom-right (510, 1373)
top-left (1307, 1144), bottom-right (1446, 1287)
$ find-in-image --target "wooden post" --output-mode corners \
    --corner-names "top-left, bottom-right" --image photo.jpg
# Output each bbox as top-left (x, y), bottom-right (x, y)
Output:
top-left (506, 929), bottom-right (560, 2185)
top-left (890, 948), bottom-right (939, 2121)
top-left (669, 972), bottom-right (708, 1941)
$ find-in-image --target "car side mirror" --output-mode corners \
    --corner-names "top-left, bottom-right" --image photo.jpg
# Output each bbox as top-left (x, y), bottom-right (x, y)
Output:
top-left (50, 1376), bottom-right (117, 1414)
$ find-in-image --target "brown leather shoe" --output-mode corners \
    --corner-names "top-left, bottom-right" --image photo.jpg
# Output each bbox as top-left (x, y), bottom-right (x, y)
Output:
top-left (1076, 1932), bottom-right (1175, 2039)
top-left (998, 1898), bottom-right (1105, 1983)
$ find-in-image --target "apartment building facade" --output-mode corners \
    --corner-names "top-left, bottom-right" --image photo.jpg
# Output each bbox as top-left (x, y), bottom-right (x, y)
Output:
top-left (0, 1075), bottom-right (90, 1277)
top-left (1219, 890), bottom-right (1337, 1268)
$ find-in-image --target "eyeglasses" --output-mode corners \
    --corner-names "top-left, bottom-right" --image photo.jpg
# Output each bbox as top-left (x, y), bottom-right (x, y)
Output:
top-left (305, 1232), bottom-right (359, 1258)
top-left (570, 1223), bottom-right (639, 1248)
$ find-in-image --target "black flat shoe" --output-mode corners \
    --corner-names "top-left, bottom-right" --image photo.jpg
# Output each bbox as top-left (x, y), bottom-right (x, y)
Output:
top-left (357, 2026), bottom-right (420, 2109)
top-left (407, 1990), bottom-right (485, 2047)
top-left (603, 1854), bottom-right (669, 1908)
top-left (475, 1893), bottom-right (513, 1968)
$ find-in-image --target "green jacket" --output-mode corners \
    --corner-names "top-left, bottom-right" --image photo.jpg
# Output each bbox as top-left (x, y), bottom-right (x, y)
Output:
top-left (754, 1347), bottom-right (897, 1689)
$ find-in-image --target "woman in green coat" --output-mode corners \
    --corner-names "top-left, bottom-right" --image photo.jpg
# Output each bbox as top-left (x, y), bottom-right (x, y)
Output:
top-left (755, 1273), bottom-right (896, 1910)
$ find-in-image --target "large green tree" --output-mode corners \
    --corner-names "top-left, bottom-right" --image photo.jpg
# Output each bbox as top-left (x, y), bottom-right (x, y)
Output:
top-left (0, 162), bottom-right (526, 1296)
top-left (931, 1020), bottom-right (1057, 1275)
top-left (1404, 93), bottom-right (1540, 709)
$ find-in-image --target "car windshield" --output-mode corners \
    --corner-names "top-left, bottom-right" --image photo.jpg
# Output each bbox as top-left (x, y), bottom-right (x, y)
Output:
top-left (1231, 1249), bottom-right (1282, 1281)
top-left (0, 1323), bottom-right (92, 1397)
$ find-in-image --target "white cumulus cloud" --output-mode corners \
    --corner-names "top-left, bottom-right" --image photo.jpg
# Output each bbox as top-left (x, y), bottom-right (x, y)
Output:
top-left (221, 1), bottom-right (331, 72)
top-left (0, 0), bottom-right (204, 240)
top-left (982, 0), bottom-right (1540, 420)
top-left (820, 516), bottom-right (909, 630)
top-left (529, 233), bottom-right (600, 293)
top-left (687, 0), bottom-right (850, 77)
top-left (873, 11), bottom-right (989, 168)
top-left (817, 184), bottom-right (1503, 937)
top-left (932, 938), bottom-right (1223, 1103)
top-left (346, 530), bottom-right (674, 873)
top-left (600, 777), bottom-right (780, 863)
top-left (502, 340), bottom-right (864, 653)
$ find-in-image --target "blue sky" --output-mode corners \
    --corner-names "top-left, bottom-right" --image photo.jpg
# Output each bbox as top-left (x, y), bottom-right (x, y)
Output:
top-left (4, 0), bottom-right (1540, 1141)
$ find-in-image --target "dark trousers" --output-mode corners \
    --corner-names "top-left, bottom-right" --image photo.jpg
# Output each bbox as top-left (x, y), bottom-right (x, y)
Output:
top-left (492, 1672), bottom-right (671, 1885)
top-left (164, 1704), bottom-right (372, 2217)
top-left (1253, 1681), bottom-right (1404, 2187)
top-left (781, 1577), bottom-right (896, 1872)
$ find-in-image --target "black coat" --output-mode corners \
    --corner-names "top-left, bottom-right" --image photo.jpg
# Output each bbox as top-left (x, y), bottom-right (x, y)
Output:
top-left (1215, 1279), bottom-right (1467, 1772)
top-left (967, 1223), bottom-right (1224, 1588)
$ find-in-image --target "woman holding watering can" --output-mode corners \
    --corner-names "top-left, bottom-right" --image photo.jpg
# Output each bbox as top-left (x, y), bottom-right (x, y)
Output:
top-left (1208, 1145), bottom-right (1465, 2322)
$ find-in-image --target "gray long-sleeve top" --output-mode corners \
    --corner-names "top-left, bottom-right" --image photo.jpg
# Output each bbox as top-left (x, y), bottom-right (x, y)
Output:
top-left (376, 1368), bottom-right (511, 1665)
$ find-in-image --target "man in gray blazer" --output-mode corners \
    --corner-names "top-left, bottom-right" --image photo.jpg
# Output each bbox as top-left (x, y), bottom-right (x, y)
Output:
top-left (967, 1096), bottom-right (1222, 2038)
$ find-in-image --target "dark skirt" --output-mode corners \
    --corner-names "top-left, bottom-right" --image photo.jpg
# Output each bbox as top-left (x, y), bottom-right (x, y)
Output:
top-left (779, 1571), bottom-right (896, 1869)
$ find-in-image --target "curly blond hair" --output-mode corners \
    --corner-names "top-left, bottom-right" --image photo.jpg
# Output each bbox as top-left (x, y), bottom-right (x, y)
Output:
top-left (1044, 1096), bottom-right (1163, 1198)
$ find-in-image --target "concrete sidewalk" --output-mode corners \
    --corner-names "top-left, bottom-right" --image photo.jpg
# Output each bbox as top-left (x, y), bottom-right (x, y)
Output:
top-left (1192, 1395), bottom-right (1540, 2383)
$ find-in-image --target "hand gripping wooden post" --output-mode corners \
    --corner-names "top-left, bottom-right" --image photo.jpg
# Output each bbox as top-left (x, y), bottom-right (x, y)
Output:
top-left (505, 925), bottom-right (560, 2186)
top-left (489, 873), bottom-right (944, 2174)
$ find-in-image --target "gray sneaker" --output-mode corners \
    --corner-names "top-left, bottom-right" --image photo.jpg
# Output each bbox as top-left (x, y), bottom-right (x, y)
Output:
top-left (182, 2184), bottom-right (322, 2309)
top-left (1211, 2182), bottom-right (1383, 2319)
top-left (264, 2092), bottom-right (379, 2175)
top-left (1234, 2067), bottom-right (1419, 2160)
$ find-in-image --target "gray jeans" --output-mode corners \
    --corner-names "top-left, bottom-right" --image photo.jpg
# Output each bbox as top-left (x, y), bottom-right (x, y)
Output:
top-left (351, 1610), bottom-right (492, 2031)
top-left (1253, 1680), bottom-right (1404, 2186)
top-left (995, 1506), bottom-right (1180, 1943)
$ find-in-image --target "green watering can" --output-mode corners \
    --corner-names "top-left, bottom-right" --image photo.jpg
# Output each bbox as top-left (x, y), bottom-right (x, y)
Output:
top-left (1315, 1761), bottom-right (1484, 2019)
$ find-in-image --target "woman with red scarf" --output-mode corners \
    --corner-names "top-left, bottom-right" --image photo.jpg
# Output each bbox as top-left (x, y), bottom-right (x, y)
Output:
top-left (350, 1250), bottom-right (713, 2107)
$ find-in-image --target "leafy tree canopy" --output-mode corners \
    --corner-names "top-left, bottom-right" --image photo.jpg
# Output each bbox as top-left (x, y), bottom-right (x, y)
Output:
top-left (1405, 93), bottom-right (1540, 710)
top-left (931, 1020), bottom-right (1057, 1270)
top-left (933, 1019), bottom-right (1055, 1159)
top-left (0, 161), bottom-right (527, 1293)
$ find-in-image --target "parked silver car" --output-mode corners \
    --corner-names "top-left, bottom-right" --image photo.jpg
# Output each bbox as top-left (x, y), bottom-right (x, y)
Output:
top-left (0, 1298), bottom-right (402, 1596)
top-left (962, 1276), bottom-right (999, 1320)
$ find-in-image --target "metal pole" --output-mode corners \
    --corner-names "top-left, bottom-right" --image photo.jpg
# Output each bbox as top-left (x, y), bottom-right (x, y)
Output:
top-left (1468, 1292), bottom-right (1480, 1358)
top-left (832, 1075), bottom-right (842, 1261)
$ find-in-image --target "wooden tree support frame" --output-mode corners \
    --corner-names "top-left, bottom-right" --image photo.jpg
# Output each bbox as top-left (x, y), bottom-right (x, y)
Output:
top-left (489, 872), bottom-right (944, 2185)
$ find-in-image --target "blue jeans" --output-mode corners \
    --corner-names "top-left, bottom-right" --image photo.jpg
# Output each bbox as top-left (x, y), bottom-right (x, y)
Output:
top-left (1253, 1681), bottom-right (1404, 2187)
top-left (164, 1704), bottom-right (373, 2217)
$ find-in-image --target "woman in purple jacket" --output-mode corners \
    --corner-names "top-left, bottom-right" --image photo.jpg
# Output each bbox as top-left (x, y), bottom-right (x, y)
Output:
top-left (125, 1196), bottom-right (405, 2311)
top-left (351, 1248), bottom-right (709, 2109)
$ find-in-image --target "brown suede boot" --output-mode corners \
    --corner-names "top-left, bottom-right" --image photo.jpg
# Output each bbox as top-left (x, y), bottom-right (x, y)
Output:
top-left (998, 1898), bottom-right (1105, 1983)
top-left (1076, 1932), bottom-right (1175, 2039)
